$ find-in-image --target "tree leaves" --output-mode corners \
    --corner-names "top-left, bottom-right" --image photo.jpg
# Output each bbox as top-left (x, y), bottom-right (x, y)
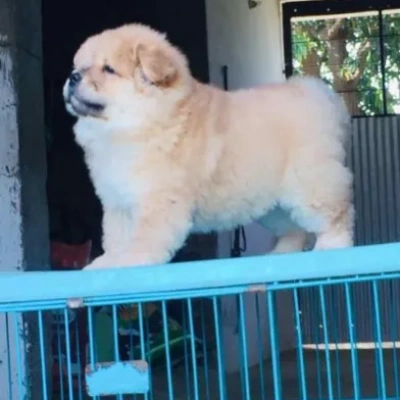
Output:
top-left (291, 12), bottom-right (400, 116)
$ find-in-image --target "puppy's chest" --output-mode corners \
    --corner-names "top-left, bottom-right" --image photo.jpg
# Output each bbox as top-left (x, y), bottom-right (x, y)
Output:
top-left (86, 148), bottom-right (140, 208)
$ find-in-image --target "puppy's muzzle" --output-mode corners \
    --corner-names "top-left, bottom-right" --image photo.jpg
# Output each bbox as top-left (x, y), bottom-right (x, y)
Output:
top-left (68, 71), bottom-right (82, 95)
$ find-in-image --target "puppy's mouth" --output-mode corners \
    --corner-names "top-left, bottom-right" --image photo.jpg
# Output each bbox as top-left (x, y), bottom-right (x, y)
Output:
top-left (65, 95), bottom-right (105, 118)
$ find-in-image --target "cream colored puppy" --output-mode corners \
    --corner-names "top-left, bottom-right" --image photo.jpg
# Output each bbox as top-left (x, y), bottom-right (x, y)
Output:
top-left (63, 23), bottom-right (354, 269)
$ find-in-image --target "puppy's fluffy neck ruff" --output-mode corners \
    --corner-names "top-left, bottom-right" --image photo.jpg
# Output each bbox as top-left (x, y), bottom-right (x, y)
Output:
top-left (74, 117), bottom-right (185, 158)
top-left (73, 79), bottom-right (219, 156)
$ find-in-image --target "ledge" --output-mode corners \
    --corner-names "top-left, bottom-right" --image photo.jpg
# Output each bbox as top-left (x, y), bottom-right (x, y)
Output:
top-left (0, 243), bottom-right (399, 305)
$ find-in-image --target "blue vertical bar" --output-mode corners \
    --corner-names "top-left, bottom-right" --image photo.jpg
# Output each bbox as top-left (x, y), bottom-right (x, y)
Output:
top-left (75, 317), bottom-right (83, 400)
top-left (312, 288), bottom-right (323, 399)
top-left (131, 309), bottom-right (138, 400)
top-left (112, 305), bottom-right (120, 362)
top-left (345, 283), bottom-right (360, 400)
top-left (238, 294), bottom-right (251, 400)
top-left (389, 282), bottom-right (400, 399)
top-left (319, 286), bottom-right (333, 400)
top-left (329, 288), bottom-right (342, 400)
top-left (187, 299), bottom-right (200, 400)
top-left (4, 313), bottom-right (12, 400)
top-left (64, 308), bottom-right (74, 400)
top-left (128, 305), bottom-right (139, 400)
top-left (162, 300), bottom-right (174, 400)
top-left (12, 313), bottom-right (24, 400)
top-left (200, 300), bottom-right (211, 400)
top-left (293, 289), bottom-right (307, 400)
top-left (267, 291), bottom-right (281, 400)
top-left (255, 294), bottom-right (266, 400)
top-left (182, 301), bottom-right (192, 400)
top-left (38, 310), bottom-right (49, 400)
top-left (86, 307), bottom-right (99, 400)
top-left (87, 307), bottom-right (95, 367)
top-left (236, 295), bottom-right (246, 400)
top-left (111, 305), bottom-right (123, 400)
top-left (146, 306), bottom-right (154, 400)
top-left (370, 282), bottom-right (382, 398)
top-left (213, 296), bottom-right (227, 400)
top-left (138, 303), bottom-right (149, 400)
top-left (6, 313), bottom-right (13, 400)
top-left (128, 307), bottom-right (135, 359)
top-left (56, 312), bottom-right (65, 400)
top-left (372, 281), bottom-right (387, 400)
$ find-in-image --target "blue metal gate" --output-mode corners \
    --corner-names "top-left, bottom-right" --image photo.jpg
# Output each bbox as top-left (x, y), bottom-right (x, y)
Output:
top-left (300, 116), bottom-right (400, 344)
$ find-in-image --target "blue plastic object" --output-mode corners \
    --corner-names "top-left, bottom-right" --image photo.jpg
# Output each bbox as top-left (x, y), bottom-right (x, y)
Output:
top-left (85, 361), bottom-right (149, 396)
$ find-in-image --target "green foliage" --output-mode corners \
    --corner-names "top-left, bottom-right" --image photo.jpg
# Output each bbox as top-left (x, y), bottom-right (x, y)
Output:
top-left (291, 13), bottom-right (400, 116)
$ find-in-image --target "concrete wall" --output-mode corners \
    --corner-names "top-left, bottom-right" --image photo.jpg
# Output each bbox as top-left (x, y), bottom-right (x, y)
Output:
top-left (204, 0), bottom-right (296, 372)
top-left (0, 0), bottom-right (50, 398)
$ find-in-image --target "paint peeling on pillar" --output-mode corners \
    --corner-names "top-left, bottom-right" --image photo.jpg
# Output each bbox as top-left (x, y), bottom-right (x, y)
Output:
top-left (0, 34), bottom-right (25, 400)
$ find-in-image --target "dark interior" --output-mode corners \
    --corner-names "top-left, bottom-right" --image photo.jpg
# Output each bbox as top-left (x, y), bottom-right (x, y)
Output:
top-left (42, 0), bottom-right (213, 262)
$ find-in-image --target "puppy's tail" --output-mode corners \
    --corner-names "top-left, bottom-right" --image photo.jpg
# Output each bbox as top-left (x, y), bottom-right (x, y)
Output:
top-left (288, 75), bottom-right (351, 147)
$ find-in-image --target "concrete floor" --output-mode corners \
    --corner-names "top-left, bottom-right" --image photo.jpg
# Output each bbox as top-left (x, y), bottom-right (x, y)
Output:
top-left (150, 348), bottom-right (400, 400)
top-left (53, 348), bottom-right (400, 399)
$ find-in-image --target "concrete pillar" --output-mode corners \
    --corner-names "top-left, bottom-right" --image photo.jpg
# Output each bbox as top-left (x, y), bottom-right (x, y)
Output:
top-left (0, 0), bottom-right (50, 398)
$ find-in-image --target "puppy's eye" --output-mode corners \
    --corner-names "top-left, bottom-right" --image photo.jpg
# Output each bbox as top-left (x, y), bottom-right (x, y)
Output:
top-left (102, 65), bottom-right (116, 74)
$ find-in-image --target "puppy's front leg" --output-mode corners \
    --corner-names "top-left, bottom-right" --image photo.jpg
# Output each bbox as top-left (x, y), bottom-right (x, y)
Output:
top-left (85, 192), bottom-right (193, 270)
top-left (101, 208), bottom-right (132, 254)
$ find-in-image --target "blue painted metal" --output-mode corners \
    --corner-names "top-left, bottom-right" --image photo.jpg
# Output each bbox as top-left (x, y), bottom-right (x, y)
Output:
top-left (85, 361), bottom-right (149, 396)
top-left (161, 300), bottom-right (174, 400)
top-left (12, 313), bottom-right (24, 399)
top-left (0, 243), bottom-right (400, 306)
top-left (2, 243), bottom-right (400, 398)
top-left (345, 283), bottom-right (361, 400)
top-left (300, 116), bottom-right (400, 347)
top-left (293, 289), bottom-right (307, 400)
top-left (38, 311), bottom-right (49, 400)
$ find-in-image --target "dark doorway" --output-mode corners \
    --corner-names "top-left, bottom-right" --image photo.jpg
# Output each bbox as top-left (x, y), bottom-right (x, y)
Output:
top-left (42, 0), bottom-right (211, 260)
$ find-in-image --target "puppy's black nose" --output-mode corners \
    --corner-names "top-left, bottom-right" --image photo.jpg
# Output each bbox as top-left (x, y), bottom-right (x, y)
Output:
top-left (69, 71), bottom-right (82, 88)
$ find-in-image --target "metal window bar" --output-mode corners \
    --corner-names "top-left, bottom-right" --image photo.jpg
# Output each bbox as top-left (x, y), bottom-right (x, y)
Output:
top-left (282, 0), bottom-right (400, 118)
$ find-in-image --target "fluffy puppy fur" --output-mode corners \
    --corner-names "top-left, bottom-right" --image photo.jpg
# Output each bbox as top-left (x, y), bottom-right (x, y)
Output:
top-left (63, 23), bottom-right (354, 269)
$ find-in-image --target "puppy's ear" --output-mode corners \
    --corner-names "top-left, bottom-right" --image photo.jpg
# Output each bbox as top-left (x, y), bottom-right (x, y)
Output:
top-left (136, 44), bottom-right (177, 86)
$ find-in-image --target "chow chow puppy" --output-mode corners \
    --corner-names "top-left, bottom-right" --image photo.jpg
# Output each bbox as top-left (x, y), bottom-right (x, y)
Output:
top-left (63, 23), bottom-right (354, 270)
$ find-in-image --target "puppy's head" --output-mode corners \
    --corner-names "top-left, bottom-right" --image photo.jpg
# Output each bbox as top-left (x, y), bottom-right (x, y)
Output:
top-left (63, 24), bottom-right (191, 127)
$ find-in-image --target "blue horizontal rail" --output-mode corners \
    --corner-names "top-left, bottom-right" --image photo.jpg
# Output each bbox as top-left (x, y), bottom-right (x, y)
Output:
top-left (0, 243), bottom-right (399, 305)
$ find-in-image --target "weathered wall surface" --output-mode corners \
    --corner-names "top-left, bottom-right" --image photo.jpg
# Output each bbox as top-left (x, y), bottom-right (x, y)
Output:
top-left (0, 0), bottom-right (50, 398)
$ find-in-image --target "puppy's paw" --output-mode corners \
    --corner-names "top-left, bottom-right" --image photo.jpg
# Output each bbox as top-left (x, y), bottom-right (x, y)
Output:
top-left (84, 255), bottom-right (115, 270)
top-left (84, 252), bottom-right (162, 270)
top-left (314, 230), bottom-right (353, 250)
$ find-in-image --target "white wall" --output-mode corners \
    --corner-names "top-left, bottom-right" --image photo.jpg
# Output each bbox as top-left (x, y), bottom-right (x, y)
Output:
top-left (205, 0), bottom-right (285, 259)
top-left (206, 0), bottom-right (285, 90)
top-left (204, 0), bottom-right (296, 373)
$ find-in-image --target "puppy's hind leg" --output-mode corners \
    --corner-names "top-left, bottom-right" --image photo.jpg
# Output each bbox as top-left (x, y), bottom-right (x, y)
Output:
top-left (313, 205), bottom-right (354, 250)
top-left (283, 160), bottom-right (354, 251)
top-left (271, 231), bottom-right (309, 254)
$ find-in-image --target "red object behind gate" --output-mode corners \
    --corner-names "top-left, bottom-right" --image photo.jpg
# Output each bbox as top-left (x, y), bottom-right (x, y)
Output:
top-left (50, 240), bottom-right (92, 390)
